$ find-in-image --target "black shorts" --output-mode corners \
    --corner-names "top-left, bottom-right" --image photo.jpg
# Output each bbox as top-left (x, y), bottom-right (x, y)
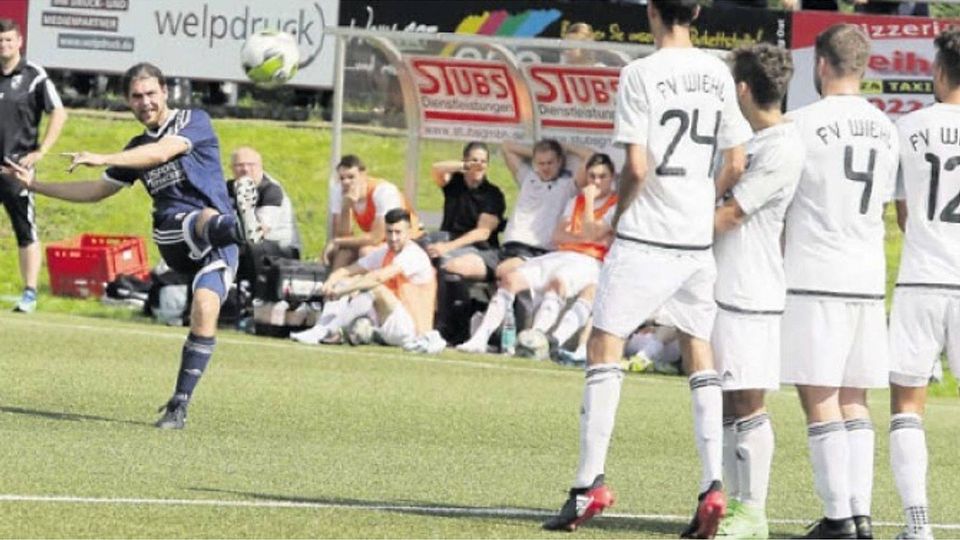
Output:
top-left (153, 211), bottom-right (239, 297)
top-left (498, 241), bottom-right (549, 263)
top-left (0, 174), bottom-right (37, 247)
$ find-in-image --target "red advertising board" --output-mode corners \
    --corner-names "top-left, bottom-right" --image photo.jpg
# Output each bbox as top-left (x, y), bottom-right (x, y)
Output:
top-left (407, 56), bottom-right (528, 142)
top-left (788, 10), bottom-right (960, 117)
top-left (527, 64), bottom-right (620, 131)
top-left (0, 0), bottom-right (29, 45)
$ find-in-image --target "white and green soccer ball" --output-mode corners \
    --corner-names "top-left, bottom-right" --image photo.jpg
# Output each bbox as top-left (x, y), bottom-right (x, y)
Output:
top-left (345, 316), bottom-right (376, 346)
top-left (241, 30), bottom-right (300, 86)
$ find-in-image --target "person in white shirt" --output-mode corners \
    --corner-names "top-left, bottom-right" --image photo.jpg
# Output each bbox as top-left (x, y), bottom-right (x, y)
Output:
top-left (886, 29), bottom-right (960, 540)
top-left (780, 24), bottom-right (899, 540)
top-left (496, 139), bottom-right (589, 277)
top-left (290, 209), bottom-right (437, 349)
top-left (541, 1), bottom-right (751, 536)
top-left (456, 153), bottom-right (617, 355)
top-left (711, 43), bottom-right (803, 540)
top-left (324, 154), bottom-right (420, 270)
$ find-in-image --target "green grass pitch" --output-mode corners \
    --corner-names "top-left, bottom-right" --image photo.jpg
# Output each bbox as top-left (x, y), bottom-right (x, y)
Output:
top-left (0, 311), bottom-right (958, 538)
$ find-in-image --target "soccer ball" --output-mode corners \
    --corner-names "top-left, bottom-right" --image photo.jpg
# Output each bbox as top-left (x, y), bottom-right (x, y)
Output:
top-left (240, 30), bottom-right (300, 86)
top-left (516, 329), bottom-right (550, 360)
top-left (345, 316), bottom-right (376, 346)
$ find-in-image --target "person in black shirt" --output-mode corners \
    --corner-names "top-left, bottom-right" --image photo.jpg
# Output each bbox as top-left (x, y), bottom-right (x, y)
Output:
top-left (426, 141), bottom-right (506, 280)
top-left (0, 18), bottom-right (68, 313)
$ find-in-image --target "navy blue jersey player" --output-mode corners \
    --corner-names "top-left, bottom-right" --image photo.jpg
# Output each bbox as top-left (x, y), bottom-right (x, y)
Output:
top-left (2, 63), bottom-right (262, 430)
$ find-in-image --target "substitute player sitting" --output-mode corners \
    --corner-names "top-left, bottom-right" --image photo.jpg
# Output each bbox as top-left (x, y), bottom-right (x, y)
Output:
top-left (324, 154), bottom-right (419, 269)
top-left (780, 24), bottom-right (899, 539)
top-left (455, 153), bottom-right (617, 354)
top-left (712, 43), bottom-right (803, 539)
top-left (885, 28), bottom-right (960, 540)
top-left (2, 62), bottom-right (257, 430)
top-left (290, 209), bottom-right (438, 349)
top-left (541, 1), bottom-right (751, 536)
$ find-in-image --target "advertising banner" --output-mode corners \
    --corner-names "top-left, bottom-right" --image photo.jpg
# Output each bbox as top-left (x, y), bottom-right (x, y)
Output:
top-left (406, 55), bottom-right (527, 142)
top-left (525, 63), bottom-right (621, 155)
top-left (0, 0), bottom-right (29, 45)
top-left (787, 11), bottom-right (959, 117)
top-left (25, 0), bottom-right (339, 87)
top-left (340, 0), bottom-right (791, 53)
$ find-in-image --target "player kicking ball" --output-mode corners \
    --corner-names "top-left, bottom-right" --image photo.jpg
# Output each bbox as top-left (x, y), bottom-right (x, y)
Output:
top-left (780, 24), bottom-right (899, 539)
top-left (712, 44), bottom-right (803, 539)
top-left (885, 29), bottom-right (960, 540)
top-left (541, 1), bottom-right (751, 536)
top-left (2, 63), bottom-right (261, 430)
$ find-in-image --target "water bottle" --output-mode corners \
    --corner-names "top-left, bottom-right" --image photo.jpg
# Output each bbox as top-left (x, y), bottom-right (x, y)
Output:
top-left (500, 308), bottom-right (517, 355)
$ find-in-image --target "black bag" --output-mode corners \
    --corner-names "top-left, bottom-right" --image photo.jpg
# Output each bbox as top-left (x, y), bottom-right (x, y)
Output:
top-left (259, 258), bottom-right (328, 303)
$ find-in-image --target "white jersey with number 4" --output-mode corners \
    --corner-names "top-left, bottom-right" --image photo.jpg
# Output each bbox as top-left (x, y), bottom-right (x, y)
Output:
top-left (784, 95), bottom-right (899, 299)
top-left (714, 122), bottom-right (803, 312)
top-left (894, 103), bottom-right (960, 291)
top-left (613, 47), bottom-right (752, 249)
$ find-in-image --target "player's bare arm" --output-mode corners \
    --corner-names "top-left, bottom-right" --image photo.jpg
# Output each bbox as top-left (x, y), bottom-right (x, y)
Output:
top-left (20, 107), bottom-right (68, 169)
top-left (428, 213), bottom-right (499, 258)
top-left (63, 136), bottom-right (189, 173)
top-left (335, 217), bottom-right (386, 249)
top-left (500, 141), bottom-right (530, 185)
top-left (714, 197), bottom-right (746, 233)
top-left (2, 156), bottom-right (120, 202)
top-left (430, 160), bottom-right (475, 187)
top-left (562, 142), bottom-right (594, 188)
top-left (612, 143), bottom-right (647, 229)
top-left (331, 264), bottom-right (402, 298)
top-left (714, 146), bottom-right (747, 200)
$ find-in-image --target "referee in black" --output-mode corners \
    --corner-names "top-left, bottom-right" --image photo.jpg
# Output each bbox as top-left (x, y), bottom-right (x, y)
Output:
top-left (1, 18), bottom-right (67, 313)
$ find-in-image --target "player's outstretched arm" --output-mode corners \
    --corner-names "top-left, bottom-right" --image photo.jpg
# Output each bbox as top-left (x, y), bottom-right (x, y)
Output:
top-left (2, 157), bottom-right (120, 203)
top-left (64, 137), bottom-right (189, 173)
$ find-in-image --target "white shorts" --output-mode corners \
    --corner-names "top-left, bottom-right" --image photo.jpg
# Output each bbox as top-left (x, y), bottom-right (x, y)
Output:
top-left (712, 309), bottom-right (781, 391)
top-left (375, 304), bottom-right (417, 346)
top-left (780, 296), bottom-right (888, 388)
top-left (516, 251), bottom-right (601, 298)
top-left (593, 240), bottom-right (716, 340)
top-left (889, 288), bottom-right (960, 387)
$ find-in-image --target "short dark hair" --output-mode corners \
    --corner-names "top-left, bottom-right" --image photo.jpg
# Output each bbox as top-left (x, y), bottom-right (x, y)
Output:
top-left (0, 18), bottom-right (21, 35)
top-left (337, 154), bottom-right (366, 171)
top-left (384, 208), bottom-right (411, 226)
top-left (730, 43), bottom-right (794, 107)
top-left (585, 153), bottom-right (615, 175)
top-left (123, 62), bottom-right (166, 96)
top-left (935, 29), bottom-right (960, 88)
top-left (815, 24), bottom-right (869, 78)
top-left (462, 141), bottom-right (488, 159)
top-left (650, 0), bottom-right (701, 28)
top-left (533, 139), bottom-right (564, 159)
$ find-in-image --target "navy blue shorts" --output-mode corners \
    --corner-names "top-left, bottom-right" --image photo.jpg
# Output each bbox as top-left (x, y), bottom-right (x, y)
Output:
top-left (153, 210), bottom-right (239, 299)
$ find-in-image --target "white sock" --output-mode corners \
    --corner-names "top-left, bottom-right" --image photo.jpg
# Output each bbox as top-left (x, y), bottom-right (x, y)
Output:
top-left (553, 298), bottom-right (591, 345)
top-left (736, 413), bottom-right (774, 509)
top-left (890, 413), bottom-right (929, 529)
top-left (808, 421), bottom-right (852, 519)
top-left (689, 370), bottom-right (723, 493)
top-left (333, 292), bottom-right (375, 329)
top-left (532, 291), bottom-right (562, 332)
top-left (723, 416), bottom-right (740, 501)
top-left (469, 288), bottom-right (513, 345)
top-left (574, 364), bottom-right (624, 488)
top-left (845, 417), bottom-right (874, 517)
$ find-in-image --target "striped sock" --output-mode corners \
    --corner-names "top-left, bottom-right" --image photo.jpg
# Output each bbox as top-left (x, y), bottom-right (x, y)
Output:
top-left (574, 364), bottom-right (623, 488)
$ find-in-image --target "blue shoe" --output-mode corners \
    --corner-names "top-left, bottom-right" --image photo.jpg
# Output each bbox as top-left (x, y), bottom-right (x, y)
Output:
top-left (13, 289), bottom-right (36, 313)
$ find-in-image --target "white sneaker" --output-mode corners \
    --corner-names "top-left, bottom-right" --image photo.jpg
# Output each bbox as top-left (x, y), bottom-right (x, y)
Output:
top-left (896, 526), bottom-right (934, 540)
top-left (234, 175), bottom-right (263, 243)
top-left (421, 330), bottom-right (447, 354)
top-left (455, 339), bottom-right (487, 354)
top-left (289, 325), bottom-right (329, 345)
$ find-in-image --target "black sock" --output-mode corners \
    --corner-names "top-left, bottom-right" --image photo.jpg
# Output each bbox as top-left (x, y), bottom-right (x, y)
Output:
top-left (173, 333), bottom-right (215, 403)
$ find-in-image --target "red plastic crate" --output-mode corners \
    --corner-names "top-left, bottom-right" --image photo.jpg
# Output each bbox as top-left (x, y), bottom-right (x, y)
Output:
top-left (46, 234), bottom-right (150, 298)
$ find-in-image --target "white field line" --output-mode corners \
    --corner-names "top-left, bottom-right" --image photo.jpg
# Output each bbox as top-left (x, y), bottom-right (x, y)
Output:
top-left (0, 493), bottom-right (957, 531)
top-left (0, 313), bottom-right (673, 385)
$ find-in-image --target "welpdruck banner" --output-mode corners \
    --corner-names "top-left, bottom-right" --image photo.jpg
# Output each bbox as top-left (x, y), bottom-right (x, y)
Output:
top-left (788, 11), bottom-right (959, 117)
top-left (26, 0), bottom-right (339, 87)
top-left (406, 55), bottom-right (528, 143)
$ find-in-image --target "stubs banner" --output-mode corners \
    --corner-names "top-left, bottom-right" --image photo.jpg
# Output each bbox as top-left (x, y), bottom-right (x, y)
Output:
top-left (788, 11), bottom-right (958, 117)
top-left (26, 0), bottom-right (339, 87)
